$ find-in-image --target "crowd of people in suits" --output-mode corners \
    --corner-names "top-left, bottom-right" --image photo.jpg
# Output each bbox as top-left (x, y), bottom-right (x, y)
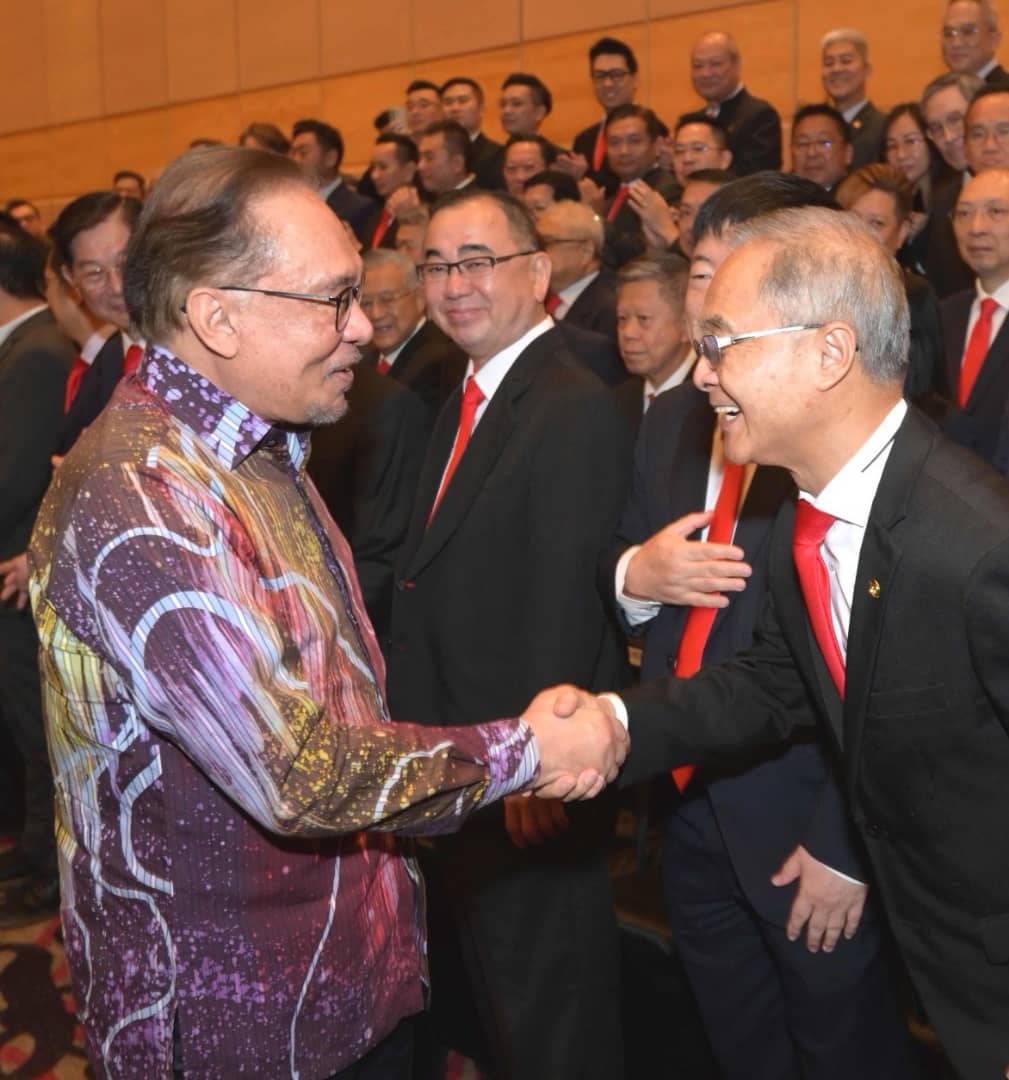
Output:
top-left (3, 0), bottom-right (1009, 1076)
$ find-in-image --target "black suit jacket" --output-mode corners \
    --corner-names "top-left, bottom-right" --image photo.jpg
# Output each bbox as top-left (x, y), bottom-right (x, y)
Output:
top-left (307, 362), bottom-right (430, 639)
top-left (848, 101), bottom-right (886, 168)
top-left (924, 171), bottom-right (973, 299)
top-left (553, 319), bottom-right (628, 388)
top-left (365, 319), bottom-right (467, 423)
top-left (905, 268), bottom-right (945, 402)
top-left (59, 331), bottom-right (125, 453)
top-left (326, 183), bottom-right (379, 245)
top-left (714, 88), bottom-right (782, 175)
top-left (387, 327), bottom-right (631, 728)
top-left (985, 62), bottom-right (1009, 86)
top-left (939, 286), bottom-right (1009, 463)
top-left (573, 121), bottom-right (620, 198)
top-left (608, 385), bottom-right (867, 918)
top-left (0, 309), bottom-right (75, 558)
top-left (561, 270), bottom-right (618, 342)
top-left (613, 376), bottom-right (646, 438)
top-left (622, 407), bottom-right (1009, 1077)
top-left (471, 132), bottom-right (505, 190)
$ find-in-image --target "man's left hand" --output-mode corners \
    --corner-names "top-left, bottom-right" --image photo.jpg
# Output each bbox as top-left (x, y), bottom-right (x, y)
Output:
top-left (503, 794), bottom-right (569, 848)
top-left (772, 844), bottom-right (866, 953)
top-left (0, 553), bottom-right (29, 611)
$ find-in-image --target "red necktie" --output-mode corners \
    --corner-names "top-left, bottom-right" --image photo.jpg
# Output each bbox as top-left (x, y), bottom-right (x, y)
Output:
top-left (958, 297), bottom-right (999, 406)
top-left (545, 292), bottom-right (562, 316)
top-left (670, 460), bottom-right (745, 792)
top-left (792, 499), bottom-right (845, 698)
top-left (122, 343), bottom-right (144, 378)
top-left (607, 184), bottom-right (630, 222)
top-left (376, 355), bottom-right (391, 374)
top-left (370, 207), bottom-right (392, 250)
top-left (427, 376), bottom-right (485, 524)
top-left (592, 125), bottom-right (606, 171)
top-left (64, 355), bottom-right (89, 413)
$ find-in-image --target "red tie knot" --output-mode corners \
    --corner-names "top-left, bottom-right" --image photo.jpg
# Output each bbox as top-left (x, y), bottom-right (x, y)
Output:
top-left (793, 499), bottom-right (836, 548)
top-left (462, 375), bottom-right (485, 407)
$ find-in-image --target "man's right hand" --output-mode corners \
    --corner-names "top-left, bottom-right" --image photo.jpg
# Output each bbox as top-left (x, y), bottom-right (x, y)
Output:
top-left (521, 685), bottom-right (627, 801)
top-left (624, 510), bottom-right (751, 607)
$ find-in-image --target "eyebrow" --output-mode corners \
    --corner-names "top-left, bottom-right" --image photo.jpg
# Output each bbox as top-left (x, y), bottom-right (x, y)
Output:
top-left (699, 314), bottom-right (733, 335)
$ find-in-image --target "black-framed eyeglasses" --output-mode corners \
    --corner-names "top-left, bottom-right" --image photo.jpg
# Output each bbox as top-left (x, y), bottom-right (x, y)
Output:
top-left (214, 283), bottom-right (361, 331)
top-left (591, 67), bottom-right (631, 84)
top-left (694, 324), bottom-right (823, 367)
top-left (417, 251), bottom-right (537, 282)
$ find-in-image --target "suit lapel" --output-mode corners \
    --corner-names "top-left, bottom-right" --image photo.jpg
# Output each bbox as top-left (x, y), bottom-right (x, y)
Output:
top-left (665, 392), bottom-right (711, 520)
top-left (965, 313), bottom-right (1009, 411)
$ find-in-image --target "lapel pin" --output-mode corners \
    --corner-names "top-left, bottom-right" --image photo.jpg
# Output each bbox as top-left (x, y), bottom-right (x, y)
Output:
top-left (867, 578), bottom-right (881, 599)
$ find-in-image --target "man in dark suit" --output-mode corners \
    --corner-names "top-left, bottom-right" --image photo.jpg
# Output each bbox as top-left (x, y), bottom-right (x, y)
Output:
top-left (567, 37), bottom-right (639, 198)
top-left (417, 121), bottom-right (477, 198)
top-left (820, 29), bottom-right (886, 167)
top-left (607, 189), bottom-right (915, 1078)
top-left (290, 119), bottom-right (377, 244)
top-left (0, 216), bottom-right (75, 926)
top-left (941, 0), bottom-right (1009, 85)
top-left (537, 199), bottom-right (617, 340)
top-left (558, 204), bottom-right (1009, 1078)
top-left (386, 188), bottom-right (629, 1080)
top-left (440, 77), bottom-right (503, 190)
top-left (361, 133), bottom-right (418, 250)
top-left (689, 31), bottom-right (782, 175)
top-left (940, 168), bottom-right (1009, 463)
top-left (360, 248), bottom-right (466, 420)
top-left (790, 105), bottom-right (853, 193)
top-left (601, 104), bottom-right (681, 268)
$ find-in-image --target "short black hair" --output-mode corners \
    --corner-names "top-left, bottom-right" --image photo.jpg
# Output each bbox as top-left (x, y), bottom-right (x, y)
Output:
top-left (505, 133), bottom-right (558, 167)
top-left (421, 120), bottom-right (473, 172)
top-left (0, 213), bottom-right (47, 299)
top-left (589, 37), bottom-right (638, 74)
top-left (113, 169), bottom-right (146, 194)
top-left (48, 192), bottom-right (143, 273)
top-left (604, 103), bottom-right (664, 140)
top-left (441, 76), bottom-right (484, 105)
top-left (691, 171), bottom-right (839, 246)
top-left (791, 103), bottom-right (851, 144)
top-left (376, 132), bottom-right (419, 164)
top-left (523, 169), bottom-right (581, 202)
top-left (291, 118), bottom-right (345, 169)
top-left (406, 79), bottom-right (441, 96)
top-left (967, 84), bottom-right (1009, 116)
top-left (430, 188), bottom-right (539, 252)
top-left (239, 122), bottom-right (290, 155)
top-left (682, 167), bottom-right (736, 187)
top-left (675, 111), bottom-right (729, 149)
top-left (501, 73), bottom-right (552, 115)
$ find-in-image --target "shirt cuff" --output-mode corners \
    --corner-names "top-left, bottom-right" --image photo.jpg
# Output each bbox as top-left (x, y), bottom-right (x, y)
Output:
top-left (616, 546), bottom-right (662, 627)
top-left (476, 717), bottom-right (540, 807)
top-left (599, 692), bottom-right (629, 732)
top-left (821, 864), bottom-right (866, 887)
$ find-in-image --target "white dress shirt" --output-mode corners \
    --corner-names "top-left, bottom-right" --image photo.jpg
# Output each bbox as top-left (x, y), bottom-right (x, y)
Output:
top-left (467, 317), bottom-right (553, 427)
top-left (961, 277), bottom-right (1009, 361)
top-left (554, 271), bottom-right (600, 319)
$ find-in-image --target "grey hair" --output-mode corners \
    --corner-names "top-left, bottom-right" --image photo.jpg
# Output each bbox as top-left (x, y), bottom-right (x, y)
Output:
top-left (362, 247), bottom-right (421, 284)
top-left (820, 28), bottom-right (869, 61)
top-left (921, 70), bottom-right (985, 110)
top-left (946, 0), bottom-right (999, 30)
top-left (537, 200), bottom-right (605, 259)
top-left (616, 252), bottom-right (689, 314)
top-left (727, 207), bottom-right (909, 385)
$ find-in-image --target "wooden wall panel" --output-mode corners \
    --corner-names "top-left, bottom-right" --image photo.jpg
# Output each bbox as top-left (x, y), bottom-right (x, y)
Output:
top-left (165, 0), bottom-right (239, 102)
top-left (100, 0), bottom-right (169, 115)
top-left (414, 0), bottom-right (520, 61)
top-left (45, 121), bottom-right (112, 199)
top-left (649, 0), bottom-right (767, 15)
top-left (321, 0), bottom-right (414, 75)
top-left (321, 65), bottom-right (415, 171)
top-left (237, 81), bottom-right (326, 138)
top-left (237, 0), bottom-right (320, 90)
top-left (523, 0), bottom-right (647, 42)
top-left (0, 2), bottom-right (48, 134)
top-left (43, 0), bottom-right (103, 125)
top-left (418, 46), bottom-right (524, 143)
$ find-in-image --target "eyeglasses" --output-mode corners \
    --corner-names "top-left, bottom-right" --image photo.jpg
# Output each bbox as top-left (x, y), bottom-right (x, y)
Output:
top-left (591, 68), bottom-right (631, 84)
top-left (950, 203), bottom-right (1009, 225)
top-left (417, 250), bottom-right (537, 282)
top-left (966, 122), bottom-right (1009, 145)
top-left (215, 283), bottom-right (361, 331)
top-left (538, 236), bottom-right (587, 248)
top-left (942, 22), bottom-right (981, 40)
top-left (74, 255), bottom-right (127, 289)
top-left (673, 142), bottom-right (714, 157)
top-left (792, 138), bottom-right (835, 153)
top-left (926, 114), bottom-right (965, 140)
top-left (694, 324), bottom-right (823, 367)
top-left (885, 134), bottom-right (926, 153)
top-left (360, 289), bottom-right (415, 313)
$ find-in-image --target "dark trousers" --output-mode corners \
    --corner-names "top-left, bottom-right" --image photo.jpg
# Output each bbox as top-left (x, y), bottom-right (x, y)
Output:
top-left (0, 610), bottom-right (56, 876)
top-left (662, 801), bottom-right (919, 1080)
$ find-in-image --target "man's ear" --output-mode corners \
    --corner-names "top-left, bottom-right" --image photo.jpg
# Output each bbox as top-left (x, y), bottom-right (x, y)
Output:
top-left (817, 321), bottom-right (858, 390)
top-left (183, 287), bottom-right (240, 359)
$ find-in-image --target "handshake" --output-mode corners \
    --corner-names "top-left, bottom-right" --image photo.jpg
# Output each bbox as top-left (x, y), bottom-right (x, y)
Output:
top-left (520, 685), bottom-right (628, 802)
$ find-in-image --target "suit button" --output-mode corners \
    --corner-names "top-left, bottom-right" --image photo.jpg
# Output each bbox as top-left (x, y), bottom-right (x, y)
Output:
top-left (865, 823), bottom-right (887, 838)
top-left (395, 580), bottom-right (415, 591)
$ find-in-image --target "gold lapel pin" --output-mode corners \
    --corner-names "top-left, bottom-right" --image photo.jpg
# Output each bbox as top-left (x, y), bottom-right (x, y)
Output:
top-left (867, 578), bottom-right (881, 599)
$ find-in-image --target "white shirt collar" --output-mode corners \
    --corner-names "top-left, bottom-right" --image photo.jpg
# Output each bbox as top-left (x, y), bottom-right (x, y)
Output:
top-left (974, 276), bottom-right (1009, 308)
top-left (318, 176), bottom-right (342, 201)
top-left (557, 270), bottom-right (600, 309)
top-left (469, 317), bottom-right (553, 407)
top-left (800, 399), bottom-right (907, 527)
top-left (841, 99), bottom-right (868, 123)
top-left (0, 303), bottom-right (47, 349)
top-left (977, 57), bottom-right (999, 78)
top-left (645, 352), bottom-right (694, 398)
top-left (385, 317), bottom-right (426, 366)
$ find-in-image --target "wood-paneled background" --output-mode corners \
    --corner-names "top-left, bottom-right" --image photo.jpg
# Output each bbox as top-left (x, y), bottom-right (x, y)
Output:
top-left (0, 0), bottom-right (977, 222)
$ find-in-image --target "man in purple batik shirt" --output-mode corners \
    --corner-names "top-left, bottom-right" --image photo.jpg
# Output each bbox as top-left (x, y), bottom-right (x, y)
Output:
top-left (27, 146), bottom-right (625, 1080)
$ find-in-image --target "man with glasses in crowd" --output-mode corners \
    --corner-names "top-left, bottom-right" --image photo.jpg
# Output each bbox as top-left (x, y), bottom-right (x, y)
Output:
top-left (789, 104), bottom-right (853, 192)
top-left (26, 147), bottom-right (626, 1080)
top-left (941, 0), bottom-right (1009, 85)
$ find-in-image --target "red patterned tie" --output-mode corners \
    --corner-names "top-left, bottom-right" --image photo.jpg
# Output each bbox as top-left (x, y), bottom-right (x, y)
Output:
top-left (958, 297), bottom-right (999, 406)
top-left (792, 499), bottom-right (845, 698)
top-left (376, 355), bottom-right (391, 374)
top-left (670, 460), bottom-right (745, 792)
top-left (606, 184), bottom-right (630, 222)
top-left (592, 125), bottom-right (606, 171)
top-left (370, 207), bottom-right (392, 250)
top-left (427, 376), bottom-right (485, 524)
top-left (122, 343), bottom-right (144, 378)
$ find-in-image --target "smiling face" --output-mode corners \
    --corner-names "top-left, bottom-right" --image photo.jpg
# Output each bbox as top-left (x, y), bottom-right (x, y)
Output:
top-left (503, 140), bottom-right (548, 196)
top-left (942, 0), bottom-right (1001, 73)
top-left (360, 259), bottom-right (424, 353)
top-left (422, 196), bottom-right (550, 367)
top-left (885, 111), bottom-right (931, 185)
top-left (406, 88), bottom-right (443, 135)
top-left (821, 39), bottom-right (869, 109)
top-left (672, 122), bottom-right (730, 185)
top-left (590, 52), bottom-right (638, 111)
top-left (690, 35), bottom-right (740, 104)
top-left (924, 84), bottom-right (970, 171)
top-left (370, 142), bottom-right (416, 198)
top-left (211, 186), bottom-right (370, 425)
top-left (64, 210), bottom-right (133, 329)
